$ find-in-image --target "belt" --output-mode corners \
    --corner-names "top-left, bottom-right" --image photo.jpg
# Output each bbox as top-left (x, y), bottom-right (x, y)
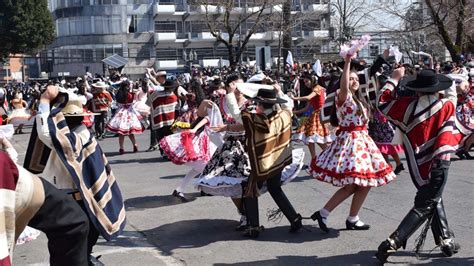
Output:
top-left (336, 125), bottom-right (367, 135)
top-left (71, 191), bottom-right (82, 201)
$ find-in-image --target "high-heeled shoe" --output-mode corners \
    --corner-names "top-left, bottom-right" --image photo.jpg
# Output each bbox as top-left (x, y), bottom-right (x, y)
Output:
top-left (394, 163), bottom-right (405, 175)
top-left (119, 149), bottom-right (124, 155)
top-left (133, 145), bottom-right (138, 153)
top-left (172, 190), bottom-right (187, 202)
top-left (310, 211), bottom-right (329, 233)
top-left (289, 214), bottom-right (303, 233)
top-left (346, 219), bottom-right (370, 230)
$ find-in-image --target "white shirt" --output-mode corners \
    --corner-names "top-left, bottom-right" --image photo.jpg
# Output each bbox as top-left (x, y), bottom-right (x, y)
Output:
top-left (36, 103), bottom-right (90, 191)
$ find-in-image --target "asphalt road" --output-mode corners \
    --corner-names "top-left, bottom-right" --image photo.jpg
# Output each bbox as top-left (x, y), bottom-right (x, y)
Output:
top-left (11, 127), bottom-right (474, 265)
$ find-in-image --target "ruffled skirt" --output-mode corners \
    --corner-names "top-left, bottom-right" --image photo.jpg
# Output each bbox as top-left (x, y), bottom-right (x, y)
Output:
top-left (195, 133), bottom-right (305, 198)
top-left (293, 110), bottom-right (335, 144)
top-left (311, 130), bottom-right (395, 187)
top-left (160, 130), bottom-right (210, 165)
top-left (106, 104), bottom-right (144, 135)
top-left (9, 108), bottom-right (34, 125)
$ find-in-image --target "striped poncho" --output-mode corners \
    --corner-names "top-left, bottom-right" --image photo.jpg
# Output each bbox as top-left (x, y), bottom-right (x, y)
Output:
top-left (377, 78), bottom-right (472, 188)
top-left (242, 109), bottom-right (293, 197)
top-left (24, 100), bottom-right (126, 240)
top-left (148, 90), bottom-right (178, 130)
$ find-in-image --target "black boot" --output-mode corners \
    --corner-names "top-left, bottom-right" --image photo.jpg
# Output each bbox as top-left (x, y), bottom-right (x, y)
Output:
top-left (243, 196), bottom-right (260, 238)
top-left (431, 199), bottom-right (460, 257)
top-left (376, 209), bottom-right (426, 263)
top-left (289, 214), bottom-right (303, 233)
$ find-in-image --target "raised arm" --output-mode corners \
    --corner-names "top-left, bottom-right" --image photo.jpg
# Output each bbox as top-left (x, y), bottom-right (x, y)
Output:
top-left (338, 55), bottom-right (352, 104)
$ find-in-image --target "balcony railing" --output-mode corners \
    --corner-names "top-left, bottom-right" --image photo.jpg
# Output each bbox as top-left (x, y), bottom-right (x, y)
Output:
top-left (154, 32), bottom-right (177, 44)
top-left (153, 3), bottom-right (176, 17)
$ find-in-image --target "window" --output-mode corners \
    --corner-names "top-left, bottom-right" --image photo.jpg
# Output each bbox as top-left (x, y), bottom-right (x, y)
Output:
top-left (57, 18), bottom-right (69, 36)
top-left (155, 21), bottom-right (180, 32)
top-left (94, 16), bottom-right (122, 34)
top-left (93, 0), bottom-right (118, 4)
top-left (130, 15), bottom-right (150, 33)
top-left (127, 0), bottom-right (150, 4)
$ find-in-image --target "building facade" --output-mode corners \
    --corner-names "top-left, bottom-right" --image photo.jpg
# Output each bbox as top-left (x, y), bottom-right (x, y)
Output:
top-left (43, 0), bottom-right (331, 77)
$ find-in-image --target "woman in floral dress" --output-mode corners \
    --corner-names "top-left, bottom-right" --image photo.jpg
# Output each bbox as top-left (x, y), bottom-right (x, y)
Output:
top-left (309, 54), bottom-right (396, 232)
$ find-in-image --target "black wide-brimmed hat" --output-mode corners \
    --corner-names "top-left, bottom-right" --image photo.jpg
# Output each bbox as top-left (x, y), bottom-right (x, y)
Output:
top-left (162, 79), bottom-right (179, 90)
top-left (336, 59), bottom-right (366, 72)
top-left (400, 69), bottom-right (453, 93)
top-left (251, 89), bottom-right (287, 104)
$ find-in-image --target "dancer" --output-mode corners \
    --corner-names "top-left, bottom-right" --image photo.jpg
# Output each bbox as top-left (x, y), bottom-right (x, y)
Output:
top-left (106, 80), bottom-right (145, 154)
top-left (91, 81), bottom-right (113, 140)
top-left (8, 91), bottom-right (32, 134)
top-left (310, 54), bottom-right (396, 233)
top-left (195, 75), bottom-right (304, 230)
top-left (241, 86), bottom-right (303, 238)
top-left (160, 100), bottom-right (224, 201)
top-left (146, 69), bottom-right (167, 152)
top-left (1, 135), bottom-right (89, 266)
top-left (454, 79), bottom-right (473, 159)
top-left (147, 79), bottom-right (179, 159)
top-left (375, 69), bottom-right (472, 262)
top-left (292, 73), bottom-right (335, 167)
top-left (29, 85), bottom-right (126, 265)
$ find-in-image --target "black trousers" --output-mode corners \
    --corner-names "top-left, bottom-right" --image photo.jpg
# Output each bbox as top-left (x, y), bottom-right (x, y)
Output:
top-left (76, 199), bottom-right (101, 256)
top-left (390, 159), bottom-right (453, 247)
top-left (244, 173), bottom-right (299, 227)
top-left (154, 126), bottom-right (173, 154)
top-left (28, 178), bottom-right (89, 266)
top-left (94, 111), bottom-right (108, 137)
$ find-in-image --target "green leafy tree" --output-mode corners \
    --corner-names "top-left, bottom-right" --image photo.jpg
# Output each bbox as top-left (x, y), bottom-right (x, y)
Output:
top-left (0, 0), bottom-right (55, 60)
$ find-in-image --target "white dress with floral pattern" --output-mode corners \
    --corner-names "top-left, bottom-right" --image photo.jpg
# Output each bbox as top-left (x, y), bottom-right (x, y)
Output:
top-left (310, 91), bottom-right (396, 187)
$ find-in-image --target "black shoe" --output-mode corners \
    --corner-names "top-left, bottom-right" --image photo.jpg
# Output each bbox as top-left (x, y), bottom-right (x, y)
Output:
top-left (289, 214), bottom-right (303, 233)
top-left (310, 211), bottom-right (329, 233)
top-left (375, 239), bottom-right (397, 263)
top-left (394, 163), bottom-right (405, 175)
top-left (172, 190), bottom-right (188, 202)
top-left (200, 191), bottom-right (213, 197)
top-left (243, 226), bottom-right (264, 238)
top-left (346, 219), bottom-right (370, 230)
top-left (146, 145), bottom-right (158, 152)
top-left (455, 150), bottom-right (466, 159)
top-left (162, 155), bottom-right (169, 161)
top-left (440, 239), bottom-right (460, 257)
top-left (89, 255), bottom-right (104, 266)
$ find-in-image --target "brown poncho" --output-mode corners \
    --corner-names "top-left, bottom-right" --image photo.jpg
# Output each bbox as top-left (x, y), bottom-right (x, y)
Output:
top-left (242, 109), bottom-right (293, 197)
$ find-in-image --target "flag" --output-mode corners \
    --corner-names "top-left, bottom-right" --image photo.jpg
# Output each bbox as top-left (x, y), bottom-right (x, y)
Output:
top-left (286, 51), bottom-right (294, 67)
top-left (313, 60), bottom-right (322, 77)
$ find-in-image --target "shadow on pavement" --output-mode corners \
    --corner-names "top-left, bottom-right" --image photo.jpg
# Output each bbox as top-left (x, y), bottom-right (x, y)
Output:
top-left (124, 195), bottom-right (197, 210)
top-left (106, 156), bottom-right (166, 164)
top-left (141, 219), bottom-right (340, 256)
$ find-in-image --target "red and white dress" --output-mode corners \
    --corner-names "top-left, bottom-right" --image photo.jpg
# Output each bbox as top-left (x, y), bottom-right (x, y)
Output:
top-left (310, 91), bottom-right (395, 187)
top-left (160, 104), bottom-right (225, 167)
top-left (293, 85), bottom-right (335, 144)
top-left (106, 93), bottom-right (145, 135)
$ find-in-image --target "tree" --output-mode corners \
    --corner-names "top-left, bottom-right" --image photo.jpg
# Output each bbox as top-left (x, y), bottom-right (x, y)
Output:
top-left (197, 0), bottom-right (283, 67)
top-left (0, 0), bottom-right (55, 60)
top-left (329, 0), bottom-right (380, 44)
top-left (375, 0), bottom-right (474, 63)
